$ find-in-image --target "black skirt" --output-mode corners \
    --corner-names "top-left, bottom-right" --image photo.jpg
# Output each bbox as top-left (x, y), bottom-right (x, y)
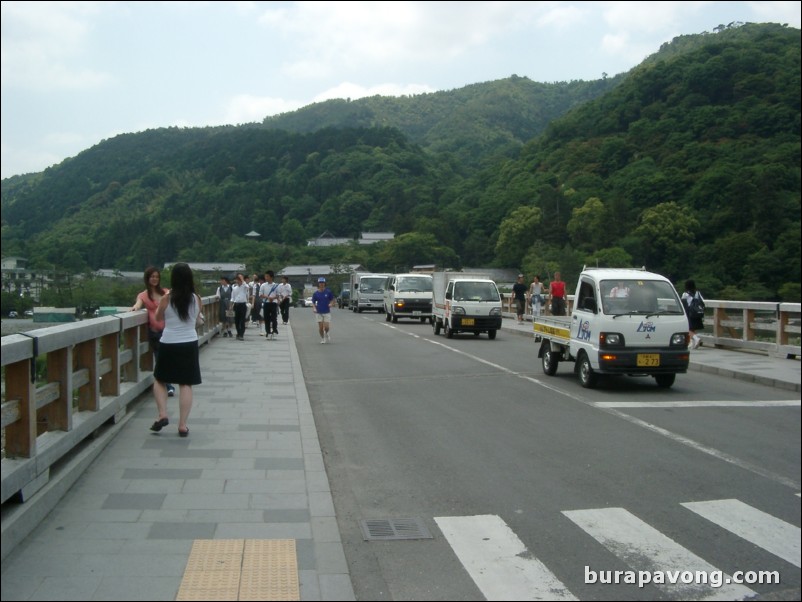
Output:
top-left (154, 341), bottom-right (202, 385)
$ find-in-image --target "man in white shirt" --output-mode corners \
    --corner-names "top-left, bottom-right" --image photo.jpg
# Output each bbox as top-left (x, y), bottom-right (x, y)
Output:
top-left (278, 275), bottom-right (293, 325)
top-left (260, 270), bottom-right (280, 340)
top-left (231, 273), bottom-right (250, 340)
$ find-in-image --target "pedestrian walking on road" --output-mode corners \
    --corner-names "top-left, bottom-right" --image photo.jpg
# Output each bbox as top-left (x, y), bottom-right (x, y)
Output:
top-left (231, 273), bottom-right (249, 340)
top-left (216, 276), bottom-right (234, 337)
top-left (278, 275), bottom-right (293, 325)
top-left (152, 262), bottom-right (202, 437)
top-left (549, 271), bottom-right (567, 316)
top-left (682, 279), bottom-right (706, 349)
top-left (513, 274), bottom-right (528, 323)
top-left (260, 270), bottom-right (280, 339)
top-left (529, 275), bottom-right (544, 318)
top-left (312, 277), bottom-right (336, 344)
top-left (131, 266), bottom-right (175, 398)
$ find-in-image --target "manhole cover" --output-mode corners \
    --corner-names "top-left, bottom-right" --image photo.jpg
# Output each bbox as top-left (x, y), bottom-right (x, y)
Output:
top-left (360, 517), bottom-right (433, 541)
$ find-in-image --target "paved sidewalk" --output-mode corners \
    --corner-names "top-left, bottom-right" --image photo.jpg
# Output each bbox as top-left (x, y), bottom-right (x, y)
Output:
top-left (0, 322), bottom-right (355, 601)
top-left (500, 318), bottom-right (801, 392)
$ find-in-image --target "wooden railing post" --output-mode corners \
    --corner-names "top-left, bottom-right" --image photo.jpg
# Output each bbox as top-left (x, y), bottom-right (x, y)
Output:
top-left (4, 359), bottom-right (35, 459)
top-left (44, 347), bottom-right (72, 432)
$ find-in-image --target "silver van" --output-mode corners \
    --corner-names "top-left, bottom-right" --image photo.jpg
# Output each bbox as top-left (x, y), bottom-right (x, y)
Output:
top-left (383, 273), bottom-right (434, 323)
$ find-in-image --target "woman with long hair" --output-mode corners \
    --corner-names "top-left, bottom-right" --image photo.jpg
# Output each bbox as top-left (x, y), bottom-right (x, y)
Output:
top-left (151, 263), bottom-right (202, 436)
top-left (131, 266), bottom-right (175, 397)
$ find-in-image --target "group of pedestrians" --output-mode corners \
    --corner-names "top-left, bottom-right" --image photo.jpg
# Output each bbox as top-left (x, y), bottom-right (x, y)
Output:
top-left (216, 271), bottom-right (293, 341)
top-left (511, 272), bottom-right (566, 323)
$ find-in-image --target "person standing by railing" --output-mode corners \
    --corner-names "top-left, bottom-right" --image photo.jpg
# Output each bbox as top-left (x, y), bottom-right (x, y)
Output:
top-left (529, 274), bottom-right (544, 318)
top-left (131, 266), bottom-right (175, 398)
top-left (549, 271), bottom-right (567, 316)
top-left (151, 262), bottom-right (202, 437)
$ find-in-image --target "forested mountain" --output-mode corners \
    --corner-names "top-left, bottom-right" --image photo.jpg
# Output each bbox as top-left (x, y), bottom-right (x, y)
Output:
top-left (1, 22), bottom-right (799, 300)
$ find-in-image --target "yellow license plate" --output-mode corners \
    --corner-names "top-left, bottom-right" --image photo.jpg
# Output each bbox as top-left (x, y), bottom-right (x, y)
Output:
top-left (461, 318), bottom-right (475, 326)
top-left (637, 354), bottom-right (660, 367)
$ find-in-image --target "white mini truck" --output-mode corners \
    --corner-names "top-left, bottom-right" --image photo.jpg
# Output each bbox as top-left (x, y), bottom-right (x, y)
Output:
top-left (534, 268), bottom-right (690, 388)
top-left (432, 271), bottom-right (503, 339)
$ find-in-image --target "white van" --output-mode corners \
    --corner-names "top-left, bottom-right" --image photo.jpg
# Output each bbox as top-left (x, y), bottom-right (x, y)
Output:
top-left (383, 273), bottom-right (434, 323)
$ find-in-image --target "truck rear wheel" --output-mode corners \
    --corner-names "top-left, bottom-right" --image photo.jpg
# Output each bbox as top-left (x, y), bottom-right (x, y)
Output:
top-left (542, 348), bottom-right (558, 376)
top-left (577, 353), bottom-right (598, 389)
top-left (654, 374), bottom-right (676, 388)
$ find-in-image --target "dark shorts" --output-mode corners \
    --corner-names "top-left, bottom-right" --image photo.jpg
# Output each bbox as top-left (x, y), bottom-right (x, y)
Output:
top-left (154, 341), bottom-right (201, 386)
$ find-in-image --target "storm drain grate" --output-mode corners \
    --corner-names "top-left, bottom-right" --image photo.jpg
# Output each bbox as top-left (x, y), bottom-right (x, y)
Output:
top-left (360, 517), bottom-right (433, 541)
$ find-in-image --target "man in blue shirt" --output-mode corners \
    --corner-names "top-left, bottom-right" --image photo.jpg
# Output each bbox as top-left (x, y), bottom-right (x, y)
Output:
top-left (311, 277), bottom-right (336, 344)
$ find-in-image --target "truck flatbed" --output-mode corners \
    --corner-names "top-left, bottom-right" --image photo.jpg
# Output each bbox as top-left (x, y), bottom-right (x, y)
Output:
top-left (533, 316), bottom-right (572, 344)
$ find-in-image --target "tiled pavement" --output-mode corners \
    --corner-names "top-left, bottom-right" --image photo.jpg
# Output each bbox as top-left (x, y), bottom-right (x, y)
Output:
top-left (0, 321), bottom-right (355, 601)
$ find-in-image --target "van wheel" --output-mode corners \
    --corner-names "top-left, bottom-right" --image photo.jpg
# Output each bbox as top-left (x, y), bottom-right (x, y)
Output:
top-left (488, 329), bottom-right (497, 340)
top-left (433, 319), bottom-right (441, 335)
top-left (542, 348), bottom-right (558, 376)
top-left (577, 353), bottom-right (598, 389)
top-left (654, 374), bottom-right (676, 388)
top-left (445, 321), bottom-right (454, 338)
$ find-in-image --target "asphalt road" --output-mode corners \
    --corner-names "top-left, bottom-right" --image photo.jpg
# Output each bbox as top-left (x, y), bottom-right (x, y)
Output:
top-left (294, 307), bottom-right (800, 601)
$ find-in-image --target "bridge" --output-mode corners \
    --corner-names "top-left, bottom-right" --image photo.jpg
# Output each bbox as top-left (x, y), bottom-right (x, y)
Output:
top-left (1, 300), bottom-right (799, 600)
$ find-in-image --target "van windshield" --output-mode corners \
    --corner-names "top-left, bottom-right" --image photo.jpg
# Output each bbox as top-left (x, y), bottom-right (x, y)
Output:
top-left (454, 282), bottom-right (500, 302)
top-left (397, 277), bottom-right (433, 293)
top-left (600, 279), bottom-right (684, 315)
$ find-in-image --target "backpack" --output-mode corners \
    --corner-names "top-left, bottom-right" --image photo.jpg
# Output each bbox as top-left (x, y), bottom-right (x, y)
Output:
top-left (688, 293), bottom-right (705, 318)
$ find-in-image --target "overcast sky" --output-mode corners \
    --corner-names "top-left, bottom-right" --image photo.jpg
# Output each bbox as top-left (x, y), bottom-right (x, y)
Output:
top-left (1, 1), bottom-right (799, 179)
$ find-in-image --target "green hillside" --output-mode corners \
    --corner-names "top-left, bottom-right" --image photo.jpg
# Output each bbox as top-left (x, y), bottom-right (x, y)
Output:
top-left (1, 22), bottom-right (799, 301)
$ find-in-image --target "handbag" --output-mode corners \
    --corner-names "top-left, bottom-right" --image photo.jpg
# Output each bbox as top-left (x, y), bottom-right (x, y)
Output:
top-left (225, 309), bottom-right (235, 318)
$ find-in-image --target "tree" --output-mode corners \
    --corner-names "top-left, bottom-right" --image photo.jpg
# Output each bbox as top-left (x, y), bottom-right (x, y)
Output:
top-left (495, 206), bottom-right (542, 267)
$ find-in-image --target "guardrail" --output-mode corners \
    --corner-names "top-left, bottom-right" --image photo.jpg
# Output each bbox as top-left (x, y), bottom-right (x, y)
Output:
top-left (503, 294), bottom-right (800, 359)
top-left (1, 297), bottom-right (220, 506)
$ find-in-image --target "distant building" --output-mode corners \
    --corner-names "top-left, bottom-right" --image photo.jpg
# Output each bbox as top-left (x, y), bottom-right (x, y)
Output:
top-left (1, 256), bottom-right (54, 302)
top-left (306, 231), bottom-right (396, 247)
top-left (279, 264), bottom-right (365, 292)
top-left (358, 232), bottom-right (395, 245)
top-left (95, 269), bottom-right (143, 281)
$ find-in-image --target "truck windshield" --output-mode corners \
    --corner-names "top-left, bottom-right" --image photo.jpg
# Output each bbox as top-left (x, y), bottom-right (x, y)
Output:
top-left (600, 280), bottom-right (684, 315)
top-left (360, 278), bottom-right (385, 293)
top-left (454, 282), bottom-right (500, 302)
top-left (397, 277), bottom-right (433, 293)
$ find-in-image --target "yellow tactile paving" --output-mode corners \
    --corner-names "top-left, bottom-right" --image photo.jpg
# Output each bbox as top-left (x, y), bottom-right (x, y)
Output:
top-left (176, 539), bottom-right (300, 601)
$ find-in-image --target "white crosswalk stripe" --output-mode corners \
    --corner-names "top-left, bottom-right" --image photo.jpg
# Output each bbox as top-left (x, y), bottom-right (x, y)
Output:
top-left (436, 499), bottom-right (796, 600)
top-left (682, 499), bottom-right (801, 567)
top-left (561, 507), bottom-right (755, 600)
top-left (434, 514), bottom-right (577, 601)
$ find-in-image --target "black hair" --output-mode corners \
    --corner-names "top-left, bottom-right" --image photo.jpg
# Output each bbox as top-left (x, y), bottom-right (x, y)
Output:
top-left (685, 279), bottom-right (697, 293)
top-left (169, 263), bottom-right (196, 321)
top-left (143, 266), bottom-right (165, 301)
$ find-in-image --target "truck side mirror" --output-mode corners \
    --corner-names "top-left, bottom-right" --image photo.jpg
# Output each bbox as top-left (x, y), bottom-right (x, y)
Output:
top-left (445, 291), bottom-right (452, 300)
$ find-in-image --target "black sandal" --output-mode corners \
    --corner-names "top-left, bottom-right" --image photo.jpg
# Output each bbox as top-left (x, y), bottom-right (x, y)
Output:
top-left (178, 427), bottom-right (189, 438)
top-left (150, 417), bottom-right (169, 432)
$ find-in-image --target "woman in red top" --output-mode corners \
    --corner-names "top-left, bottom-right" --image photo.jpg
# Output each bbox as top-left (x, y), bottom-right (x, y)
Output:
top-left (549, 271), bottom-right (567, 316)
top-left (131, 266), bottom-right (175, 397)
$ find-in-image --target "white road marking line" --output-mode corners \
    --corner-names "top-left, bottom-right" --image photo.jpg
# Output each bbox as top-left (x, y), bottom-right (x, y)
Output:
top-left (682, 499), bottom-right (801, 567)
top-left (434, 514), bottom-right (577, 601)
top-left (594, 400), bottom-right (800, 408)
top-left (563, 507), bottom-right (756, 600)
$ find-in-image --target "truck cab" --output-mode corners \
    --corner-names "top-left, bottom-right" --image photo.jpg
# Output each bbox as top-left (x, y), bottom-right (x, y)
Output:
top-left (536, 268), bottom-right (690, 388)
top-left (351, 273), bottom-right (390, 313)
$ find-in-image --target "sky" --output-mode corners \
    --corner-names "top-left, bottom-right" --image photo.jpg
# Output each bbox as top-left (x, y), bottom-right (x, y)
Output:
top-left (1, 1), bottom-right (800, 180)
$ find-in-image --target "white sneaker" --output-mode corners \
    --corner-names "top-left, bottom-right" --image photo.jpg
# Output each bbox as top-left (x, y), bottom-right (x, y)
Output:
top-left (320, 338), bottom-right (326, 344)
top-left (325, 332), bottom-right (330, 343)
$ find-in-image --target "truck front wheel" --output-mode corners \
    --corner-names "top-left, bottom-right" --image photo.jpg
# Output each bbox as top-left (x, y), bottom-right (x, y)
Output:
top-left (654, 374), bottom-right (676, 388)
top-left (542, 348), bottom-right (558, 376)
top-left (445, 321), bottom-right (454, 338)
top-left (577, 353), bottom-right (598, 389)
top-left (488, 329), bottom-right (497, 340)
